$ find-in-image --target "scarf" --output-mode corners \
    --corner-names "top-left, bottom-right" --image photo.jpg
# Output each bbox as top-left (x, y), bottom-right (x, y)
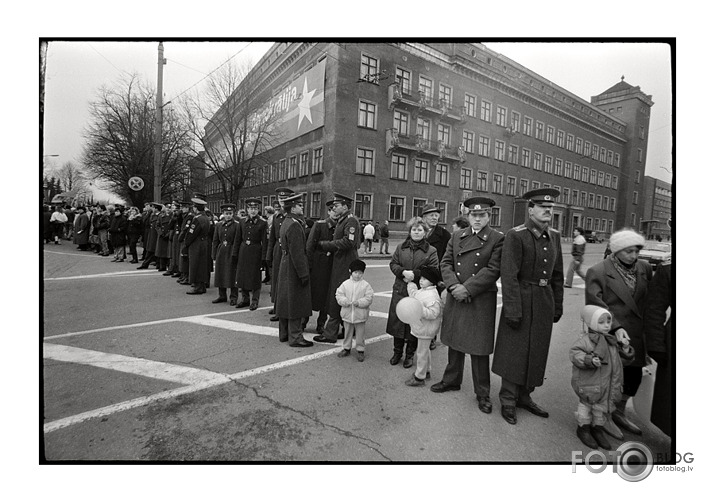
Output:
top-left (610, 254), bottom-right (637, 294)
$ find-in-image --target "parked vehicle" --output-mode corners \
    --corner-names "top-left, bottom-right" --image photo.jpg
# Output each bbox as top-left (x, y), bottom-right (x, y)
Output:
top-left (639, 242), bottom-right (671, 268)
top-left (583, 230), bottom-right (606, 243)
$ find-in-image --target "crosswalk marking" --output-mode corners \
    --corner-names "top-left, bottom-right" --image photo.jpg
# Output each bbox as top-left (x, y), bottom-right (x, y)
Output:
top-left (44, 269), bottom-right (158, 281)
top-left (182, 316), bottom-right (280, 336)
top-left (44, 343), bottom-right (230, 385)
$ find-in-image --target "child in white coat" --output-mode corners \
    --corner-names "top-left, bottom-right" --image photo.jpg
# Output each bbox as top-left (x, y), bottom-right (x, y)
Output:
top-left (405, 265), bottom-right (443, 386)
top-left (336, 259), bottom-right (374, 362)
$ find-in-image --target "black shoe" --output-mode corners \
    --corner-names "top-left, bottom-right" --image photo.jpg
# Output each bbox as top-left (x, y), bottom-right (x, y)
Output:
top-left (337, 349), bottom-right (351, 358)
top-left (229, 299), bottom-right (237, 306)
top-left (289, 339), bottom-right (314, 348)
top-left (357, 351), bottom-right (365, 362)
top-left (577, 425), bottom-right (599, 449)
top-left (269, 308), bottom-right (276, 315)
top-left (212, 297), bottom-right (227, 304)
top-left (235, 300), bottom-right (250, 308)
top-left (313, 335), bottom-right (337, 344)
top-left (171, 272), bottom-right (181, 278)
top-left (430, 381), bottom-right (461, 393)
top-left (186, 288), bottom-right (206, 295)
top-left (501, 405), bottom-right (517, 425)
top-left (477, 396), bottom-right (493, 414)
top-left (389, 353), bottom-right (402, 366)
top-left (137, 265), bottom-right (148, 269)
top-left (316, 325), bottom-right (324, 334)
top-left (110, 258), bottom-right (118, 262)
top-left (612, 410), bottom-right (642, 435)
top-left (130, 260), bottom-right (139, 264)
top-left (405, 375), bottom-right (425, 387)
top-left (516, 400), bottom-right (549, 418)
top-left (117, 259), bottom-right (124, 262)
top-left (403, 356), bottom-right (414, 368)
top-left (178, 280), bottom-right (190, 285)
top-left (269, 315), bottom-right (279, 322)
top-left (590, 425), bottom-right (612, 450)
top-left (162, 271), bottom-right (173, 276)
top-left (249, 300), bottom-right (258, 311)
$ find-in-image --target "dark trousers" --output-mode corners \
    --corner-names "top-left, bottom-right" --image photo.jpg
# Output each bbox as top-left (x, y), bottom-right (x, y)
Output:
top-left (128, 235), bottom-right (140, 261)
top-left (240, 287), bottom-right (262, 302)
top-left (393, 328), bottom-right (418, 358)
top-left (321, 315), bottom-right (342, 342)
top-left (316, 308), bottom-right (328, 329)
top-left (499, 378), bottom-right (536, 407)
top-left (441, 348), bottom-right (491, 397)
top-left (157, 257), bottom-right (168, 271)
top-left (279, 317), bottom-right (306, 344)
top-left (623, 365), bottom-right (644, 397)
top-left (218, 287), bottom-right (239, 301)
top-left (140, 251), bottom-right (156, 268)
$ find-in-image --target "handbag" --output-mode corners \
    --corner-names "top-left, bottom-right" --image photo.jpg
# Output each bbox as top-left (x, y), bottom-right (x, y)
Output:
top-left (633, 356), bottom-right (657, 423)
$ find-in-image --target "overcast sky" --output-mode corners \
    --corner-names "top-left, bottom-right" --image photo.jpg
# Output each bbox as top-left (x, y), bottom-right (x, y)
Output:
top-left (43, 41), bottom-right (672, 191)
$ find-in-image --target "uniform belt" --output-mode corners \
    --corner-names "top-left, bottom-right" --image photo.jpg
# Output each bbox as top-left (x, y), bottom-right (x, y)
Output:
top-left (520, 279), bottom-right (550, 287)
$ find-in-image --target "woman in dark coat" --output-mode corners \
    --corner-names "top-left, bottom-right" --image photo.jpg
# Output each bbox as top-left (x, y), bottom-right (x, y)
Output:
top-left (108, 207), bottom-right (127, 261)
top-left (126, 207), bottom-right (143, 263)
top-left (586, 228), bottom-right (652, 436)
top-left (386, 217), bottom-right (439, 368)
top-left (154, 206), bottom-right (173, 271)
top-left (73, 207), bottom-right (90, 250)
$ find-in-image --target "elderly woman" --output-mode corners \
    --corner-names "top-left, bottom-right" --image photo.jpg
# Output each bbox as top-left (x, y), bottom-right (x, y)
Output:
top-left (386, 217), bottom-right (439, 368)
top-left (585, 228), bottom-right (652, 437)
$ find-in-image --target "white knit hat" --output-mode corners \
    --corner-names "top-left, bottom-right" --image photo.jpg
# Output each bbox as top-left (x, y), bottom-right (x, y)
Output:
top-left (609, 229), bottom-right (645, 254)
top-left (581, 305), bottom-right (611, 332)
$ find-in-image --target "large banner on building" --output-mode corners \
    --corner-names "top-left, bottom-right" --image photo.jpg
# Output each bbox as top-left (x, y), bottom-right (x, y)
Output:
top-left (261, 59), bottom-right (325, 144)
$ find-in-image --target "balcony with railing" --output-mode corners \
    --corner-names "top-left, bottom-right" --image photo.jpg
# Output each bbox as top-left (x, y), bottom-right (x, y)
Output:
top-left (385, 128), bottom-right (466, 164)
top-left (388, 83), bottom-right (465, 122)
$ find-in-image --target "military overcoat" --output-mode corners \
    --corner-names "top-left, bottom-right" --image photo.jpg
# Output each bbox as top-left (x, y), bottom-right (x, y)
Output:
top-left (185, 212), bottom-right (210, 285)
top-left (212, 218), bottom-right (239, 289)
top-left (275, 214), bottom-right (312, 319)
top-left (233, 215), bottom-right (267, 291)
top-left (305, 219), bottom-right (335, 311)
top-left (319, 213), bottom-right (361, 319)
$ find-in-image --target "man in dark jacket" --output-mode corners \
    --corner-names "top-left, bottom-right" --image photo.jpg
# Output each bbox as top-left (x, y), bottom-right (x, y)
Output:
top-left (267, 188), bottom-right (294, 321)
top-left (177, 201), bottom-right (194, 284)
top-left (185, 198), bottom-right (211, 295)
top-left (137, 203), bottom-right (161, 269)
top-left (379, 220), bottom-right (390, 254)
top-left (275, 193), bottom-right (313, 348)
top-left (492, 188), bottom-right (564, 425)
top-left (421, 204), bottom-right (451, 262)
top-left (313, 193), bottom-right (361, 344)
top-left (305, 201), bottom-right (337, 333)
top-left (233, 198), bottom-right (268, 310)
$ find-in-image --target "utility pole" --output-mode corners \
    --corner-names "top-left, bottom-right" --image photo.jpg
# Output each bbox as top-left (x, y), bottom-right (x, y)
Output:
top-left (153, 42), bottom-right (166, 202)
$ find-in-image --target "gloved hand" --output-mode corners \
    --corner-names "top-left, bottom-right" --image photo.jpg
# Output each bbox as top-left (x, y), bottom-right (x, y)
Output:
top-left (504, 317), bottom-right (521, 329)
top-left (450, 284), bottom-right (471, 302)
top-left (553, 314), bottom-right (562, 323)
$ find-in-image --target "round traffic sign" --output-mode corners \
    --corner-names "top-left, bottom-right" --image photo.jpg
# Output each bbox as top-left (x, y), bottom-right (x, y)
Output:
top-left (128, 176), bottom-right (145, 191)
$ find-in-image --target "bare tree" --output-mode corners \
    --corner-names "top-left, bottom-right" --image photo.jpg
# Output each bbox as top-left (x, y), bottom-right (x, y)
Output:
top-left (179, 60), bottom-right (283, 203)
top-left (54, 161), bottom-right (86, 192)
top-left (81, 74), bottom-right (192, 207)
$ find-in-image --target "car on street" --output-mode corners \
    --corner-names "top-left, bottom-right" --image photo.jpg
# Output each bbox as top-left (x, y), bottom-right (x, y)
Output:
top-left (584, 230), bottom-right (607, 243)
top-left (639, 241), bottom-right (672, 268)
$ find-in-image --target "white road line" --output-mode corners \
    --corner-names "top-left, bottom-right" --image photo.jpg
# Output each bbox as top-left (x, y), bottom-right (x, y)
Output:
top-left (44, 343), bottom-right (229, 385)
top-left (44, 270), bottom-right (158, 281)
top-left (43, 333), bottom-right (392, 434)
top-left (182, 317), bottom-right (280, 337)
top-left (43, 250), bottom-right (106, 258)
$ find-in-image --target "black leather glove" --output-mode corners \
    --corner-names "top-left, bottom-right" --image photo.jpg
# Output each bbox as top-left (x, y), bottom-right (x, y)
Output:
top-left (553, 314), bottom-right (562, 323)
top-left (504, 317), bottom-right (521, 329)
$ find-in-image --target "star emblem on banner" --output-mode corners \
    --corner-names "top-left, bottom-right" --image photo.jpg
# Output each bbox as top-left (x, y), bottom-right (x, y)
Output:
top-left (297, 77), bottom-right (316, 130)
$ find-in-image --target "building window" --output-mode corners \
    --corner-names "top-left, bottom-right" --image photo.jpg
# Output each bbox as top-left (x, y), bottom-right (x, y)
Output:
top-left (438, 83), bottom-right (452, 108)
top-left (614, 153), bottom-right (621, 168)
top-left (494, 140), bottom-right (505, 161)
top-left (414, 158), bottom-right (429, 184)
top-left (312, 147), bottom-right (323, 174)
top-left (544, 156), bottom-right (553, 174)
top-left (546, 126), bottom-right (555, 144)
top-left (608, 220), bottom-right (614, 234)
top-left (396, 67), bottom-right (411, 95)
top-left (358, 100), bottom-right (376, 129)
top-left (571, 190), bottom-right (578, 206)
top-left (478, 135), bottom-right (490, 157)
top-left (604, 173), bottom-right (611, 188)
top-left (412, 198), bottom-right (427, 218)
top-left (566, 134), bottom-right (574, 151)
top-left (522, 148), bottom-right (531, 168)
top-left (519, 179), bottom-right (529, 196)
top-left (419, 75), bottom-right (433, 102)
top-left (437, 123), bottom-right (451, 146)
top-left (389, 196), bottom-right (406, 221)
top-left (417, 117), bottom-right (431, 140)
top-left (584, 141), bottom-right (591, 158)
top-left (531, 180), bottom-right (541, 190)
top-left (288, 156), bottom-right (297, 179)
top-left (576, 137), bottom-right (583, 155)
top-left (579, 191), bottom-right (586, 207)
top-left (573, 164), bottom-right (581, 181)
top-left (556, 130), bottom-right (565, 148)
top-left (590, 169), bottom-right (597, 184)
top-left (610, 198), bottom-right (616, 212)
top-left (511, 111), bottom-right (520, 131)
top-left (508, 144), bottom-right (519, 164)
top-left (588, 193), bottom-right (595, 208)
top-left (600, 147), bottom-right (607, 163)
top-left (639, 126), bottom-right (646, 139)
top-left (612, 175), bottom-right (619, 190)
top-left (535, 121), bottom-right (544, 140)
top-left (562, 187), bottom-right (570, 203)
top-left (596, 194), bottom-right (602, 210)
top-left (356, 147), bottom-right (375, 175)
top-left (533, 152), bottom-right (542, 171)
top-left (592, 143), bottom-right (599, 160)
top-left (310, 192), bottom-right (322, 219)
top-left (434, 200), bottom-right (447, 224)
top-left (555, 158), bottom-right (563, 177)
top-left (299, 151), bottom-right (310, 176)
top-left (360, 53), bottom-right (379, 83)
top-left (506, 176), bottom-right (516, 196)
top-left (477, 171), bottom-right (488, 192)
top-left (586, 217), bottom-right (593, 230)
top-left (635, 170), bottom-right (641, 183)
top-left (393, 110), bottom-right (409, 136)
top-left (496, 105), bottom-right (507, 127)
top-left (465, 93), bottom-right (477, 117)
top-left (490, 207), bottom-right (502, 227)
top-left (460, 167), bottom-right (473, 190)
top-left (597, 171), bottom-right (605, 186)
top-left (607, 150), bottom-right (614, 165)
top-left (563, 162), bottom-right (572, 179)
top-left (391, 154), bottom-right (407, 180)
top-left (581, 166), bottom-right (590, 183)
top-left (633, 191), bottom-right (639, 205)
top-left (523, 116), bottom-right (532, 136)
top-left (462, 130), bottom-right (475, 153)
top-left (480, 100), bottom-right (492, 122)
top-left (631, 213), bottom-right (636, 227)
top-left (492, 173), bottom-right (503, 194)
top-left (279, 159), bottom-right (287, 180)
top-left (435, 163), bottom-right (449, 186)
top-left (354, 193), bottom-right (373, 220)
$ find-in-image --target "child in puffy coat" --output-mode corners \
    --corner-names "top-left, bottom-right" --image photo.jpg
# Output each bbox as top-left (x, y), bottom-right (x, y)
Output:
top-left (405, 265), bottom-right (443, 386)
top-left (336, 259), bottom-right (374, 362)
top-left (570, 305), bottom-right (635, 450)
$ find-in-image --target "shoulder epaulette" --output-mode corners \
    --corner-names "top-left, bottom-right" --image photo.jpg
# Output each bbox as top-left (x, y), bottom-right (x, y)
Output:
top-left (513, 224), bottom-right (527, 232)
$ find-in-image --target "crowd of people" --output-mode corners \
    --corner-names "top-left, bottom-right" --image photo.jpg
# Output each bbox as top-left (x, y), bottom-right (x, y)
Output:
top-left (44, 186), bottom-right (672, 449)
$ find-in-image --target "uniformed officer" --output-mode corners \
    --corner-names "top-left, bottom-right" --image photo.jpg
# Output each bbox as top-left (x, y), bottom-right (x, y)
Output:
top-left (137, 203), bottom-right (162, 269)
top-left (177, 201), bottom-right (194, 285)
top-left (275, 193), bottom-right (313, 347)
top-left (185, 198), bottom-right (211, 295)
top-left (233, 198), bottom-right (268, 310)
top-left (168, 201), bottom-right (188, 277)
top-left (305, 200), bottom-right (337, 334)
top-left (492, 188), bottom-right (564, 425)
top-left (267, 187), bottom-right (294, 321)
top-left (430, 197), bottom-right (504, 415)
top-left (211, 203), bottom-right (239, 304)
top-left (313, 193), bottom-right (361, 344)
top-left (155, 201), bottom-right (173, 272)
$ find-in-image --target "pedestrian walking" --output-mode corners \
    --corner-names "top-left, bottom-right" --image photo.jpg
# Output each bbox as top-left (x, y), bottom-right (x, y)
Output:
top-left (335, 259), bottom-right (374, 362)
top-left (492, 188), bottom-right (564, 425)
top-left (362, 220), bottom-right (375, 253)
top-left (233, 198), bottom-right (268, 310)
top-left (50, 206), bottom-right (68, 244)
top-left (430, 197), bottom-right (504, 415)
top-left (564, 226), bottom-right (587, 288)
top-left (379, 220), bottom-right (390, 254)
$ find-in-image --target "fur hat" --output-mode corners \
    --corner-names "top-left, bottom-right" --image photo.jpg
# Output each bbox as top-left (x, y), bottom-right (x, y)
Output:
top-left (581, 305), bottom-right (611, 332)
top-left (349, 259), bottom-right (366, 273)
top-left (419, 265), bottom-right (442, 286)
top-left (609, 229), bottom-right (645, 254)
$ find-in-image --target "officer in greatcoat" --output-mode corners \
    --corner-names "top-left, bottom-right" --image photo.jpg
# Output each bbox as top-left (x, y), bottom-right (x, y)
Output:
top-left (155, 202), bottom-right (173, 272)
top-left (185, 198), bottom-right (211, 295)
top-left (267, 187), bottom-right (294, 321)
top-left (177, 201), bottom-right (194, 285)
top-left (233, 198), bottom-right (268, 310)
top-left (275, 193), bottom-right (313, 348)
top-left (168, 202), bottom-right (186, 277)
top-left (313, 193), bottom-right (360, 344)
top-left (430, 197), bottom-right (504, 415)
top-left (305, 201), bottom-right (337, 333)
top-left (137, 203), bottom-right (161, 269)
top-left (492, 188), bottom-right (564, 425)
top-left (211, 203), bottom-right (239, 305)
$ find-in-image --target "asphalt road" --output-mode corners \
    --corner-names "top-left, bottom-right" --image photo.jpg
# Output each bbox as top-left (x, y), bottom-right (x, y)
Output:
top-left (41, 239), bottom-right (670, 462)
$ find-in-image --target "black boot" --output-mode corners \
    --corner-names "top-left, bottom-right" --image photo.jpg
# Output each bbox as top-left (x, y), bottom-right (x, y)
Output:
top-left (577, 425), bottom-right (598, 449)
top-left (389, 352), bottom-right (402, 365)
top-left (590, 425), bottom-right (612, 450)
